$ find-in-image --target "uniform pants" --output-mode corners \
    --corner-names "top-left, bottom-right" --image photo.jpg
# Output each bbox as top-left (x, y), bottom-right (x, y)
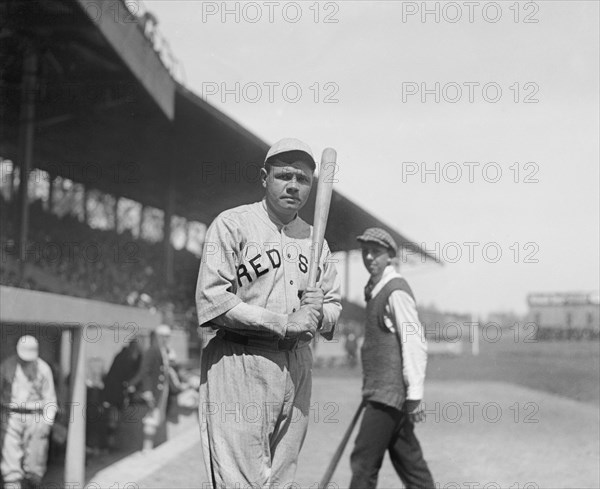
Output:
top-left (199, 336), bottom-right (312, 489)
top-left (350, 401), bottom-right (435, 489)
top-left (1, 412), bottom-right (51, 486)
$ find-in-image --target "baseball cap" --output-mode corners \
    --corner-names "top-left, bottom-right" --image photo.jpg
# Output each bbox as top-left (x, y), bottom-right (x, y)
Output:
top-left (156, 324), bottom-right (172, 336)
top-left (265, 138), bottom-right (316, 170)
top-left (357, 227), bottom-right (398, 257)
top-left (16, 335), bottom-right (39, 362)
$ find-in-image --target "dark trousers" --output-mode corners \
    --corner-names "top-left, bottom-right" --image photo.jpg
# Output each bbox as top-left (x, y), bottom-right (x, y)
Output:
top-left (349, 401), bottom-right (435, 489)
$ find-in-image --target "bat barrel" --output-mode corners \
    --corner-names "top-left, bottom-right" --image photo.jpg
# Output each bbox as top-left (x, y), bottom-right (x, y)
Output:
top-left (308, 148), bottom-right (337, 287)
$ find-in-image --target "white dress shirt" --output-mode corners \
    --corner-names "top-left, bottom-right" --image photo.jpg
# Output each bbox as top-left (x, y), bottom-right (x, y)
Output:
top-left (370, 266), bottom-right (428, 400)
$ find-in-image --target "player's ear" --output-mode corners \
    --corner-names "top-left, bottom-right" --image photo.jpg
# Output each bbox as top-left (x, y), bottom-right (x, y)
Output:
top-left (260, 167), bottom-right (269, 188)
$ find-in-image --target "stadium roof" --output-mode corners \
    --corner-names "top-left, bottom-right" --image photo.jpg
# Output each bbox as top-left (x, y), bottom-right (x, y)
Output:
top-left (1, 0), bottom-right (438, 260)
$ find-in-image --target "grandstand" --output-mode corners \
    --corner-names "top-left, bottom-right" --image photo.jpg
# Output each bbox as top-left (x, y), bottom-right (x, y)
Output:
top-left (527, 292), bottom-right (600, 340)
top-left (1, 0), bottom-right (437, 485)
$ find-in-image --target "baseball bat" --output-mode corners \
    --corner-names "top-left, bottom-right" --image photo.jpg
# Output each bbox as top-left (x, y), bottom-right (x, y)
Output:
top-left (319, 400), bottom-right (366, 488)
top-left (308, 147), bottom-right (337, 287)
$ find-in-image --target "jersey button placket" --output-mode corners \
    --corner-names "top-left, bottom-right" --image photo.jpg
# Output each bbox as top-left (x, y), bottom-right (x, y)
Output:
top-left (281, 228), bottom-right (297, 314)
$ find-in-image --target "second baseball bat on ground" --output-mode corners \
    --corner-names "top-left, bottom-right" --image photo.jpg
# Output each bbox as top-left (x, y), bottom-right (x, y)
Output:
top-left (319, 400), bottom-right (366, 488)
top-left (308, 147), bottom-right (337, 287)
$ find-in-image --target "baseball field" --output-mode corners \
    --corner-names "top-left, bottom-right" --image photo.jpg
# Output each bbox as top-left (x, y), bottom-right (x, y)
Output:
top-left (129, 334), bottom-right (599, 489)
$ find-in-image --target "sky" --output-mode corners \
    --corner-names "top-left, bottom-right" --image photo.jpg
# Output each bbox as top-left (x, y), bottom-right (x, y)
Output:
top-left (146, 0), bottom-right (599, 316)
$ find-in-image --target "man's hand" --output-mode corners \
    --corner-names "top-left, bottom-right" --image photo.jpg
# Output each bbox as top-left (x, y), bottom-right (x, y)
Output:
top-left (141, 390), bottom-right (155, 408)
top-left (286, 304), bottom-right (320, 338)
top-left (39, 420), bottom-right (53, 437)
top-left (404, 399), bottom-right (425, 423)
top-left (300, 287), bottom-right (324, 321)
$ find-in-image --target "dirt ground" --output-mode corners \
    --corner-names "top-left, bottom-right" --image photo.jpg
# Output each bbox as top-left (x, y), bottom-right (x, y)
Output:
top-left (136, 376), bottom-right (599, 489)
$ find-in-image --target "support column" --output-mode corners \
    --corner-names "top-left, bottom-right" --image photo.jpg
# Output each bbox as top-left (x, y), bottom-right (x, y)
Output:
top-left (8, 160), bottom-right (16, 202)
top-left (16, 45), bottom-right (38, 263)
top-left (344, 250), bottom-right (351, 301)
top-left (65, 327), bottom-right (87, 486)
top-left (47, 175), bottom-right (54, 213)
top-left (138, 205), bottom-right (145, 239)
top-left (81, 185), bottom-right (88, 224)
top-left (113, 195), bottom-right (120, 231)
top-left (163, 182), bottom-right (175, 286)
top-left (184, 220), bottom-right (190, 250)
top-left (472, 314), bottom-right (480, 356)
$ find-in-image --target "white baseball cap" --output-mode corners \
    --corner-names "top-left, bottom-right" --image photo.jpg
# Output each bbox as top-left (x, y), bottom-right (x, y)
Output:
top-left (16, 335), bottom-right (39, 362)
top-left (156, 324), bottom-right (172, 336)
top-left (265, 138), bottom-right (316, 170)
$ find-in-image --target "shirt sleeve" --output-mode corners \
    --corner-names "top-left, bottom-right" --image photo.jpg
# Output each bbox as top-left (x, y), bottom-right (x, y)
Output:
top-left (386, 290), bottom-right (428, 400)
top-left (196, 214), bottom-right (243, 325)
top-left (318, 242), bottom-right (342, 340)
top-left (39, 361), bottom-right (57, 423)
top-left (212, 303), bottom-right (288, 338)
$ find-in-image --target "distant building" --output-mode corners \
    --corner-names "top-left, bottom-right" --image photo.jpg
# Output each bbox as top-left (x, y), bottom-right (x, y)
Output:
top-left (527, 292), bottom-right (600, 339)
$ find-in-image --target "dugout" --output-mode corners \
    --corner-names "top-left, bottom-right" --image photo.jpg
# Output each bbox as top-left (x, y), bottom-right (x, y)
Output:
top-left (0, 285), bottom-right (162, 486)
top-left (1, 0), bottom-right (437, 485)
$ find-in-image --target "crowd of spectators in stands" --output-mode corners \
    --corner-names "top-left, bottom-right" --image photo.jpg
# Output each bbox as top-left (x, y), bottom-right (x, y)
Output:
top-left (0, 195), bottom-right (198, 327)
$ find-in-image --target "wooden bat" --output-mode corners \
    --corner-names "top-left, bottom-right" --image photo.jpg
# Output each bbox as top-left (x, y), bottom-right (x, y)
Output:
top-left (308, 147), bottom-right (337, 287)
top-left (319, 400), bottom-right (365, 488)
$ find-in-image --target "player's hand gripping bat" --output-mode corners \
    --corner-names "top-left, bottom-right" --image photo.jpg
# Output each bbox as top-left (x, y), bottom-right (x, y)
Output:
top-left (302, 148), bottom-right (337, 338)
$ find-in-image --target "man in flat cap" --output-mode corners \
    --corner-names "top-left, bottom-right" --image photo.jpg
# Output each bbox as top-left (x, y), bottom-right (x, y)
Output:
top-left (196, 138), bottom-right (341, 488)
top-left (349, 228), bottom-right (434, 489)
top-left (1, 335), bottom-right (57, 489)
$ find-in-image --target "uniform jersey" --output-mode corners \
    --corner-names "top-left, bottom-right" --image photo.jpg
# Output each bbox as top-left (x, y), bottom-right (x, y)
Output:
top-left (196, 200), bottom-right (341, 338)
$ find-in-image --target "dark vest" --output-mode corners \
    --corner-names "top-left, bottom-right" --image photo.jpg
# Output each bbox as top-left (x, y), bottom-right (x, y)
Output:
top-left (361, 277), bottom-right (415, 410)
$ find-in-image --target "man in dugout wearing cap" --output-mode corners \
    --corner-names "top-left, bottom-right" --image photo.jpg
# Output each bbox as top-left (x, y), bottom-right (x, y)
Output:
top-left (349, 228), bottom-right (435, 489)
top-left (1, 335), bottom-right (57, 489)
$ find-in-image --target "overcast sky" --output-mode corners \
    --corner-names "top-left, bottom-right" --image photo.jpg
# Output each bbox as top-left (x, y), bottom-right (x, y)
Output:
top-left (147, 0), bottom-right (599, 315)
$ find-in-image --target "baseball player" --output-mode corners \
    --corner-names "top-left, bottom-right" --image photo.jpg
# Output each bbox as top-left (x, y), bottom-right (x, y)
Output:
top-left (349, 228), bottom-right (434, 489)
top-left (196, 138), bottom-right (342, 488)
top-left (1, 335), bottom-right (57, 489)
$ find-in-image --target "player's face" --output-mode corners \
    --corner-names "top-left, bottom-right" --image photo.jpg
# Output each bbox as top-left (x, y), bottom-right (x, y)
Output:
top-left (262, 160), bottom-right (314, 221)
top-left (361, 243), bottom-right (391, 279)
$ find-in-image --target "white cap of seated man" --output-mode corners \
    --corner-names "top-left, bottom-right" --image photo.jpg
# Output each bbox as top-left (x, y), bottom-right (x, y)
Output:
top-left (17, 335), bottom-right (39, 362)
top-left (155, 324), bottom-right (172, 350)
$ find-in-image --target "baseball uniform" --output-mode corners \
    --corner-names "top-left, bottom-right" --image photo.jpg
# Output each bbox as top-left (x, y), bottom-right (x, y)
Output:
top-left (1, 355), bottom-right (57, 488)
top-left (196, 199), bottom-right (341, 488)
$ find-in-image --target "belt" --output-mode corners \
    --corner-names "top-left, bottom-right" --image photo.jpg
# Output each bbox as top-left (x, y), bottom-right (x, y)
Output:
top-left (1, 405), bottom-right (44, 414)
top-left (218, 330), bottom-right (303, 352)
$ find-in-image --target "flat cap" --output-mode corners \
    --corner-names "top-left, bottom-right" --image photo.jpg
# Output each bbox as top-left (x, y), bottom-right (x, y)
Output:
top-left (265, 138), bottom-right (316, 170)
top-left (357, 227), bottom-right (398, 257)
top-left (16, 335), bottom-right (39, 362)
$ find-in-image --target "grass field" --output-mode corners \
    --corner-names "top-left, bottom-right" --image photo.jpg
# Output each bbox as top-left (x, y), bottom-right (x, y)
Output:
top-left (426, 335), bottom-right (600, 406)
top-left (316, 335), bottom-right (600, 406)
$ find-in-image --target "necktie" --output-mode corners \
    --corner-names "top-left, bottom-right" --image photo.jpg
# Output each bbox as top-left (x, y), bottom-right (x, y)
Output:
top-left (364, 278), bottom-right (376, 302)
